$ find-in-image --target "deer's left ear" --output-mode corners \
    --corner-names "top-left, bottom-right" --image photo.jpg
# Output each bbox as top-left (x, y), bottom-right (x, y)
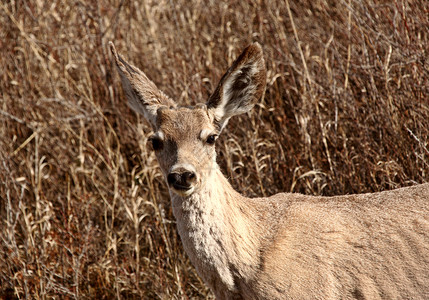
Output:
top-left (206, 43), bottom-right (266, 131)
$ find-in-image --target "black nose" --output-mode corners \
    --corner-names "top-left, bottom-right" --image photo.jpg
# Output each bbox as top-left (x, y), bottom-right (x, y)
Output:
top-left (167, 171), bottom-right (196, 190)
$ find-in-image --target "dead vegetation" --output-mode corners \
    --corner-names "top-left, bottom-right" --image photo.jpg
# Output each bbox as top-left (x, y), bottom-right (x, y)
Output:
top-left (1, 0), bottom-right (428, 298)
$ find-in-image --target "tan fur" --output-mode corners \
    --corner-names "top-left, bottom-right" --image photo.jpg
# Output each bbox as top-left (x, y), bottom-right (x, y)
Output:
top-left (110, 41), bottom-right (429, 299)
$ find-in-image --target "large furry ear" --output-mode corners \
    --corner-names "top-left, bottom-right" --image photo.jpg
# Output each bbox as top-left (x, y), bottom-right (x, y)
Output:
top-left (109, 42), bottom-right (176, 127)
top-left (206, 43), bottom-right (266, 131)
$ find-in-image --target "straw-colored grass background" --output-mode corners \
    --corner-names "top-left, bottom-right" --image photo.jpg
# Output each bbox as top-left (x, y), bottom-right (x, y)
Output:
top-left (1, 0), bottom-right (428, 298)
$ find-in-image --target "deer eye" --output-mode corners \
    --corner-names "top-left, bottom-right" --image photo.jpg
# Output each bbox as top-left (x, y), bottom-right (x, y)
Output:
top-left (206, 134), bottom-right (217, 145)
top-left (149, 136), bottom-right (163, 151)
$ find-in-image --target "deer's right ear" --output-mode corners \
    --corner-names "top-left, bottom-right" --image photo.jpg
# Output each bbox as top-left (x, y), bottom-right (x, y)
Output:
top-left (206, 43), bottom-right (266, 131)
top-left (109, 42), bottom-right (176, 127)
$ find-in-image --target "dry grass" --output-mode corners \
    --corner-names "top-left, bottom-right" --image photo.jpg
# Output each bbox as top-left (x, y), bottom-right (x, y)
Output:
top-left (1, 0), bottom-right (428, 298)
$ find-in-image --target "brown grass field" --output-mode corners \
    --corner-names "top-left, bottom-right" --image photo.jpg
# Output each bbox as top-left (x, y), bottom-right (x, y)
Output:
top-left (1, 0), bottom-right (428, 298)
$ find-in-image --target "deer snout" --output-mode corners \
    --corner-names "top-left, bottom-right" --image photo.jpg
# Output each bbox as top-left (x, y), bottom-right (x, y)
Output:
top-left (167, 165), bottom-right (197, 192)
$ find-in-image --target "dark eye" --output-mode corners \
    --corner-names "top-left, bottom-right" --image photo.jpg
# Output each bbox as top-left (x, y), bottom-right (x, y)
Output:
top-left (206, 134), bottom-right (217, 145)
top-left (149, 137), bottom-right (163, 151)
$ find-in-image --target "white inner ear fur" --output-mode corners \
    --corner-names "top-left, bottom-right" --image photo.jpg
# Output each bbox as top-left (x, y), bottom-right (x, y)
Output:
top-left (128, 97), bottom-right (159, 125)
top-left (117, 71), bottom-right (159, 126)
top-left (214, 63), bottom-right (258, 127)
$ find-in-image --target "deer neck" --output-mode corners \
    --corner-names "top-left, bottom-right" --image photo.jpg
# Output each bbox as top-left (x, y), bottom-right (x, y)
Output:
top-left (170, 166), bottom-right (261, 291)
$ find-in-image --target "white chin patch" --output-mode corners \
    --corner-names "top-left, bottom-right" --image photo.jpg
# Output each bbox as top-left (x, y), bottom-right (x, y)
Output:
top-left (171, 186), bottom-right (195, 197)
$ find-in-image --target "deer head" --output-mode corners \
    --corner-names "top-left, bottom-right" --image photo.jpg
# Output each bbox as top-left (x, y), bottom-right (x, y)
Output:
top-left (110, 42), bottom-right (266, 197)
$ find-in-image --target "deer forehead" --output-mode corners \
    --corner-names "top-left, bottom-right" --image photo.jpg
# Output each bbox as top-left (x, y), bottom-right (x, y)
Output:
top-left (155, 107), bottom-right (216, 140)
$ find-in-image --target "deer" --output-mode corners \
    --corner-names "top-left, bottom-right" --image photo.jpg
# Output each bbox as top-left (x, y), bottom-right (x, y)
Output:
top-left (109, 41), bottom-right (429, 299)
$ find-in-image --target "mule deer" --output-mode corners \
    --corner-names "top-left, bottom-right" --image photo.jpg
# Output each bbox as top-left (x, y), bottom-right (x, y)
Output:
top-left (110, 41), bottom-right (429, 299)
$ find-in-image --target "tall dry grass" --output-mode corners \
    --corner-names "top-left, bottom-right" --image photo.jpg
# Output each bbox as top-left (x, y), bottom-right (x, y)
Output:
top-left (1, 0), bottom-right (428, 298)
